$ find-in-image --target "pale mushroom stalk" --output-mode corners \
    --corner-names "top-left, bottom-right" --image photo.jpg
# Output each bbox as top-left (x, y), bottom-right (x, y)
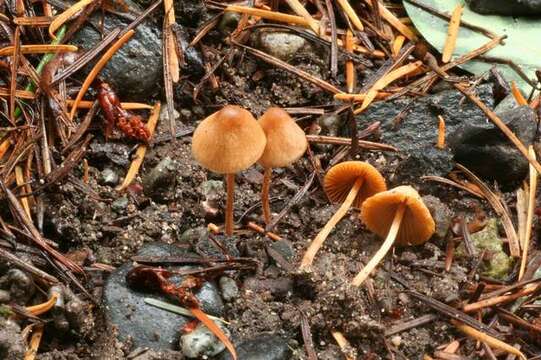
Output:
top-left (351, 201), bottom-right (406, 287)
top-left (261, 168), bottom-right (273, 224)
top-left (300, 177), bottom-right (363, 269)
top-left (225, 173), bottom-right (235, 236)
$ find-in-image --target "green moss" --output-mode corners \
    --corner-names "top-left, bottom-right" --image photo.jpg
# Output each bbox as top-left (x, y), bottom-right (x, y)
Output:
top-left (0, 305), bottom-right (12, 318)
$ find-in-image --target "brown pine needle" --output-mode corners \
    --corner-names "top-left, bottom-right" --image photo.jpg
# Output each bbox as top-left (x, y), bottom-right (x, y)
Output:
top-left (247, 221), bottom-right (282, 241)
top-left (442, 4), bottom-right (463, 63)
top-left (65, 99), bottom-right (152, 110)
top-left (15, 166), bottom-right (31, 219)
top-left (392, 35), bottom-right (406, 58)
top-left (0, 139), bottom-right (10, 160)
top-left (451, 320), bottom-right (526, 360)
top-left (0, 44), bottom-right (78, 56)
top-left (511, 81), bottom-right (528, 106)
top-left (336, 0), bottom-right (364, 31)
top-left (225, 5), bottom-right (310, 26)
top-left (463, 284), bottom-right (539, 312)
top-left (49, 0), bottom-right (94, 39)
top-left (334, 92), bottom-right (393, 101)
top-left (24, 324), bottom-right (44, 360)
top-left (364, 0), bottom-right (418, 40)
top-left (69, 30), bottom-right (135, 120)
top-left (519, 146), bottom-right (537, 280)
top-left (284, 0), bottom-right (320, 34)
top-left (116, 102), bottom-right (161, 191)
top-left (0, 87), bottom-right (36, 99)
top-left (164, 0), bottom-right (179, 83)
top-left (356, 61), bottom-right (423, 113)
top-left (190, 307), bottom-right (237, 360)
top-left (14, 16), bottom-right (54, 26)
top-left (345, 30), bottom-right (355, 93)
top-left (436, 115), bottom-right (446, 149)
top-left (25, 293), bottom-right (58, 316)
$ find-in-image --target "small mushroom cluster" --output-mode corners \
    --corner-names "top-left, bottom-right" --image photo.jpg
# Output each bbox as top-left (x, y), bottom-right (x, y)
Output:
top-left (192, 105), bottom-right (307, 236)
top-left (191, 105), bottom-right (435, 287)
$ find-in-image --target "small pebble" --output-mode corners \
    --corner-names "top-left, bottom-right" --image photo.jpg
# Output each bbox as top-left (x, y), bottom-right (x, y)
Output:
top-left (111, 197), bottom-right (129, 212)
top-left (100, 168), bottom-right (119, 186)
top-left (219, 277), bottom-right (239, 302)
top-left (391, 335), bottom-right (401, 347)
top-left (180, 322), bottom-right (230, 358)
top-left (0, 289), bottom-right (10, 303)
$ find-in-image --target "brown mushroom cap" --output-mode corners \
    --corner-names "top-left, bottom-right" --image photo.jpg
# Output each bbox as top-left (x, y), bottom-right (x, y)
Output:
top-left (192, 105), bottom-right (267, 174)
top-left (360, 185), bottom-right (435, 246)
top-left (257, 107), bottom-right (308, 168)
top-left (323, 161), bottom-right (387, 208)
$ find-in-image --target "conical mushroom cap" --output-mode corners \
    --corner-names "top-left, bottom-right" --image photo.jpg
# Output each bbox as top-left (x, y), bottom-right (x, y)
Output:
top-left (360, 185), bottom-right (435, 246)
top-left (192, 105), bottom-right (267, 174)
top-left (324, 161), bottom-right (387, 208)
top-left (257, 107), bottom-right (308, 168)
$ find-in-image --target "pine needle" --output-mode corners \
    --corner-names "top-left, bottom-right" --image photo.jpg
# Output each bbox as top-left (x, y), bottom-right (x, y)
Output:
top-left (69, 30), bottom-right (135, 120)
top-left (511, 81), bottom-right (528, 105)
top-left (190, 307), bottom-right (237, 360)
top-left (392, 35), bottom-right (405, 58)
top-left (116, 102), bottom-right (161, 191)
top-left (345, 30), bottom-right (355, 93)
top-left (442, 4), bottom-right (463, 63)
top-left (49, 0), bottom-right (94, 39)
top-left (23, 324), bottom-right (44, 360)
top-left (336, 0), bottom-right (364, 31)
top-left (163, 0), bottom-right (179, 83)
top-left (25, 293), bottom-right (58, 316)
top-left (225, 5), bottom-right (310, 26)
top-left (519, 146), bottom-right (537, 280)
top-left (0, 44), bottom-right (77, 56)
top-left (65, 99), bottom-right (152, 110)
top-left (436, 115), bottom-right (446, 149)
top-left (284, 0), bottom-right (319, 34)
top-left (0, 87), bottom-right (36, 99)
top-left (14, 166), bottom-right (31, 219)
top-left (452, 320), bottom-right (526, 360)
top-left (364, 0), bottom-right (417, 41)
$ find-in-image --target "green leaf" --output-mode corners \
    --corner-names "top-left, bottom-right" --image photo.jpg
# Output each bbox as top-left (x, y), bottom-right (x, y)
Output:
top-left (403, 0), bottom-right (541, 94)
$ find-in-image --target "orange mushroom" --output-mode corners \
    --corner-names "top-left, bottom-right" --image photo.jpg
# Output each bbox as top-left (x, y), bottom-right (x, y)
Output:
top-left (192, 105), bottom-right (266, 236)
top-left (258, 107), bottom-right (307, 224)
top-left (299, 161), bottom-right (386, 269)
top-left (352, 185), bottom-right (435, 286)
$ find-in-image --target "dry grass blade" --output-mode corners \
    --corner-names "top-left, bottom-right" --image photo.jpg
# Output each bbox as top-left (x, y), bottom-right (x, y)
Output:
top-left (456, 164), bottom-right (520, 257)
top-left (392, 35), bottom-right (405, 58)
top-left (364, 0), bottom-right (417, 40)
top-left (305, 134), bottom-right (397, 151)
top-left (451, 320), bottom-right (526, 360)
top-left (0, 44), bottom-right (78, 56)
top-left (331, 330), bottom-right (355, 360)
top-left (421, 176), bottom-right (483, 198)
top-left (511, 81), bottom-right (528, 106)
top-left (336, 0), bottom-right (364, 31)
top-left (190, 307), bottom-right (237, 360)
top-left (225, 5), bottom-right (310, 26)
top-left (116, 102), bottom-right (161, 191)
top-left (284, 0), bottom-right (319, 33)
top-left (162, 17), bottom-right (176, 139)
top-left (463, 283), bottom-right (539, 312)
top-left (69, 30), bottom-right (135, 120)
top-left (49, 0), bottom-right (94, 39)
top-left (163, 0), bottom-right (179, 83)
top-left (519, 146), bottom-right (537, 280)
top-left (357, 61), bottom-right (423, 113)
top-left (235, 42), bottom-right (342, 94)
top-left (24, 324), bottom-right (44, 360)
top-left (9, 26), bottom-right (20, 124)
top-left (15, 165), bottom-right (31, 218)
top-left (442, 4), bottom-right (463, 63)
top-left (65, 99), bottom-right (152, 109)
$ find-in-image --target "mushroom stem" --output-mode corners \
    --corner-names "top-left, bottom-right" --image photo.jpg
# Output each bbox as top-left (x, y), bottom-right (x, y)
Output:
top-left (352, 202), bottom-right (406, 287)
top-left (225, 173), bottom-right (235, 236)
top-left (300, 177), bottom-right (363, 270)
top-left (261, 167), bottom-right (272, 224)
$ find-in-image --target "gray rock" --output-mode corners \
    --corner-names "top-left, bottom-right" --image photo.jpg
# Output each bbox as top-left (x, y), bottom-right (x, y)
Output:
top-left (219, 277), bottom-right (239, 302)
top-left (449, 105), bottom-right (537, 189)
top-left (467, 0), bottom-right (541, 15)
top-left (268, 239), bottom-right (295, 262)
top-left (71, 0), bottom-right (161, 99)
top-left (180, 321), bottom-right (230, 358)
top-left (0, 318), bottom-right (25, 360)
top-left (0, 290), bottom-right (9, 303)
top-left (422, 195), bottom-right (453, 240)
top-left (100, 168), bottom-right (119, 186)
top-left (5, 269), bottom-right (34, 304)
top-left (103, 243), bottom-right (225, 349)
top-left (111, 196), bottom-right (129, 212)
top-left (142, 157), bottom-right (177, 201)
top-left (89, 141), bottom-right (131, 167)
top-left (219, 11), bottom-right (241, 34)
top-left (361, 84), bottom-right (494, 184)
top-left (494, 94), bottom-right (519, 114)
top-left (219, 333), bottom-right (291, 360)
top-left (257, 32), bottom-right (309, 61)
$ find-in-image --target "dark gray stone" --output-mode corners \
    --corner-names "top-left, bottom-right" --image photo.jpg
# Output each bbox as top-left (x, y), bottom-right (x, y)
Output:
top-left (0, 319), bottom-right (25, 360)
top-left (103, 243), bottom-right (224, 350)
top-left (448, 106), bottom-right (537, 189)
top-left (219, 277), bottom-right (239, 302)
top-left (467, 0), bottom-right (541, 15)
top-left (219, 333), bottom-right (291, 360)
top-left (71, 1), bottom-right (161, 99)
top-left (256, 32), bottom-right (309, 61)
top-left (268, 240), bottom-right (295, 262)
top-left (142, 157), bottom-right (177, 202)
top-left (180, 321), bottom-right (229, 358)
top-left (422, 195), bottom-right (453, 240)
top-left (360, 85), bottom-right (494, 184)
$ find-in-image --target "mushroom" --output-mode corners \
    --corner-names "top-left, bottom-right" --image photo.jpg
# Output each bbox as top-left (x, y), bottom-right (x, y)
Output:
top-left (299, 161), bottom-right (386, 269)
top-left (192, 105), bottom-right (267, 236)
top-left (352, 185), bottom-right (435, 286)
top-left (258, 107), bottom-right (308, 224)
